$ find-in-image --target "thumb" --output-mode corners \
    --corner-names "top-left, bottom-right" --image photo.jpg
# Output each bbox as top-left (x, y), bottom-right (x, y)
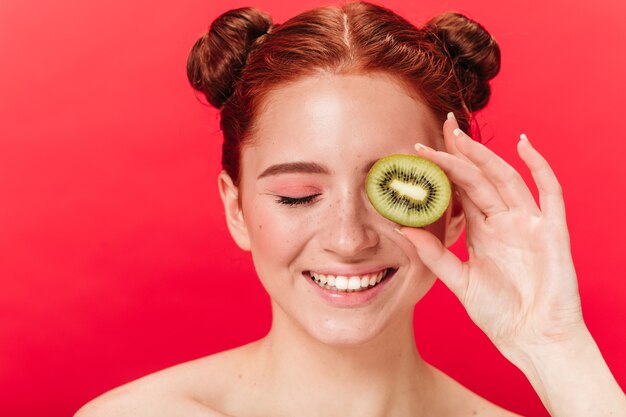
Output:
top-left (399, 227), bottom-right (467, 299)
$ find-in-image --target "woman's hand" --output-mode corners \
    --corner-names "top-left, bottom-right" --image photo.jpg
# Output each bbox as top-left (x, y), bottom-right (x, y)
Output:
top-left (403, 113), bottom-right (626, 417)
top-left (402, 113), bottom-right (585, 356)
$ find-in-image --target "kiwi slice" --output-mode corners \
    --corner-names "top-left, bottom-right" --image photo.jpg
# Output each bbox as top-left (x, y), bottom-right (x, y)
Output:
top-left (366, 154), bottom-right (451, 227)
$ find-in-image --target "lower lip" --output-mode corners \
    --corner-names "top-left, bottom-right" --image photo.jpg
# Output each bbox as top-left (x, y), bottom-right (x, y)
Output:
top-left (303, 269), bottom-right (396, 307)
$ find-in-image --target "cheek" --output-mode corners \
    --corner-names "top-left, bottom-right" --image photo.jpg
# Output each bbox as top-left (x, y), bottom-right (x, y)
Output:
top-left (244, 200), bottom-right (315, 269)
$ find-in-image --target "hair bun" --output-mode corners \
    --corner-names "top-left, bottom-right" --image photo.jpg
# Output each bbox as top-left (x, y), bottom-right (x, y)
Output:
top-left (425, 12), bottom-right (501, 111)
top-left (186, 7), bottom-right (273, 109)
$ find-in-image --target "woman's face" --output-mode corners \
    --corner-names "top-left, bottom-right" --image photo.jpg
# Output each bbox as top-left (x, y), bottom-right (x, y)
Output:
top-left (220, 72), bottom-right (463, 345)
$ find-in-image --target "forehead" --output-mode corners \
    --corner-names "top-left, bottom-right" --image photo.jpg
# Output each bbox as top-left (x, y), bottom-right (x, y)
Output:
top-left (243, 72), bottom-right (441, 173)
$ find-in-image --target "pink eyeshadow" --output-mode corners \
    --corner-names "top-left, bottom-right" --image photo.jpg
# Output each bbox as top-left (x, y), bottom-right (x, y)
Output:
top-left (266, 181), bottom-right (322, 197)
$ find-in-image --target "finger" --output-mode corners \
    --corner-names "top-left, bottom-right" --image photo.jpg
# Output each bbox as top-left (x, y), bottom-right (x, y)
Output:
top-left (398, 227), bottom-right (467, 299)
top-left (414, 145), bottom-right (509, 217)
top-left (452, 128), bottom-right (540, 215)
top-left (443, 113), bottom-right (471, 163)
top-left (517, 134), bottom-right (566, 220)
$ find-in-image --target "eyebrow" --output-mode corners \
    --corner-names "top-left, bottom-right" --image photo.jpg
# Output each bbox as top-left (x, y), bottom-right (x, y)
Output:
top-left (257, 161), bottom-right (329, 179)
top-left (257, 159), bottom-right (380, 179)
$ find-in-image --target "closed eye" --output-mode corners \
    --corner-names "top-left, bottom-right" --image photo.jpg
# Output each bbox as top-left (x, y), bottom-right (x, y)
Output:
top-left (276, 194), bottom-right (321, 206)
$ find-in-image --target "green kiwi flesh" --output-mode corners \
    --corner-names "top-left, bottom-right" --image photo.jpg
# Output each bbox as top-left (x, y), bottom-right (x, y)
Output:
top-left (366, 154), bottom-right (451, 227)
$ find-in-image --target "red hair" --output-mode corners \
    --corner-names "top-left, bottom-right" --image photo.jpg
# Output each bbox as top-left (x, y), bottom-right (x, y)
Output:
top-left (187, 1), bottom-right (500, 184)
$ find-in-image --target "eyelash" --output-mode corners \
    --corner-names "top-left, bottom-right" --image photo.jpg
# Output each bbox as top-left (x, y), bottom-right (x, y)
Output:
top-left (276, 194), bottom-right (321, 206)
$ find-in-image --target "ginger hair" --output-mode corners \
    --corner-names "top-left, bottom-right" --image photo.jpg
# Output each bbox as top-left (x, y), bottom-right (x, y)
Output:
top-left (187, 1), bottom-right (500, 184)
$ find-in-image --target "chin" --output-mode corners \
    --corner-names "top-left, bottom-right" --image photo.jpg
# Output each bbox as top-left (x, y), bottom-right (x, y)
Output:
top-left (311, 328), bottom-right (382, 347)
top-left (302, 312), bottom-right (398, 347)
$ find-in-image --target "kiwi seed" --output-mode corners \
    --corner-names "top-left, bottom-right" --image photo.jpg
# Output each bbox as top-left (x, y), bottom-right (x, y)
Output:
top-left (365, 154), bottom-right (451, 227)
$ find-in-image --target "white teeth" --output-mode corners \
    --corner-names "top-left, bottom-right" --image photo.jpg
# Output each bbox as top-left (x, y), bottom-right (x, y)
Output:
top-left (309, 269), bottom-right (391, 292)
top-left (360, 276), bottom-right (369, 288)
top-left (335, 276), bottom-right (348, 290)
top-left (348, 276), bottom-right (361, 290)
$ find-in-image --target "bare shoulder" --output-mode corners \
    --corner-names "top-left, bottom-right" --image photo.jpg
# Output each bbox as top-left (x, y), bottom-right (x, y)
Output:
top-left (74, 342), bottom-right (528, 417)
top-left (73, 387), bottom-right (227, 417)
top-left (74, 342), bottom-right (259, 417)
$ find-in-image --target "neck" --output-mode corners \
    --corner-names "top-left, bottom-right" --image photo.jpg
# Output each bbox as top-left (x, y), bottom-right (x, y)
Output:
top-left (254, 301), bottom-right (434, 417)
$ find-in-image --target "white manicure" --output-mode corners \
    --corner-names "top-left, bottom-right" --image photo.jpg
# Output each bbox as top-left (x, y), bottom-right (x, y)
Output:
top-left (453, 128), bottom-right (462, 137)
top-left (520, 133), bottom-right (529, 141)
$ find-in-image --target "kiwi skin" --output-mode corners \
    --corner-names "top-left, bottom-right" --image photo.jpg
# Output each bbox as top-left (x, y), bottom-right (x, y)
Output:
top-left (365, 154), bottom-right (451, 227)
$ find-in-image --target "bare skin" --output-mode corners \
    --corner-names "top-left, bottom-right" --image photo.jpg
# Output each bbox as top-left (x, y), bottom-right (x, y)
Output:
top-left (75, 340), bottom-right (522, 417)
top-left (75, 73), bottom-right (625, 417)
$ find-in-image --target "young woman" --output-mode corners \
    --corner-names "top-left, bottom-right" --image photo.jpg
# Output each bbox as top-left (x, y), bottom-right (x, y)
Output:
top-left (76, 2), bottom-right (626, 416)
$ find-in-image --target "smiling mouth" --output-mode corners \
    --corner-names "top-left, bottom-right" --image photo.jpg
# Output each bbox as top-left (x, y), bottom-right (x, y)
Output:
top-left (305, 268), bottom-right (396, 292)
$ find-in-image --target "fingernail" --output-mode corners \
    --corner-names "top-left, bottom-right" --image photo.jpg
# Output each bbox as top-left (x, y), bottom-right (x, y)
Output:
top-left (394, 227), bottom-right (405, 236)
top-left (520, 133), bottom-right (529, 141)
top-left (414, 143), bottom-right (433, 152)
top-left (453, 128), bottom-right (463, 137)
top-left (447, 112), bottom-right (456, 120)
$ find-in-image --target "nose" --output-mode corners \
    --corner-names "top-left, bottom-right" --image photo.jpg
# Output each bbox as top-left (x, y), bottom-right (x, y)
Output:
top-left (319, 191), bottom-right (380, 258)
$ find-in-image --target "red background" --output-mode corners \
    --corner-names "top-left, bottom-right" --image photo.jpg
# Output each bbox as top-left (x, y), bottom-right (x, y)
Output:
top-left (1, 0), bottom-right (625, 416)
